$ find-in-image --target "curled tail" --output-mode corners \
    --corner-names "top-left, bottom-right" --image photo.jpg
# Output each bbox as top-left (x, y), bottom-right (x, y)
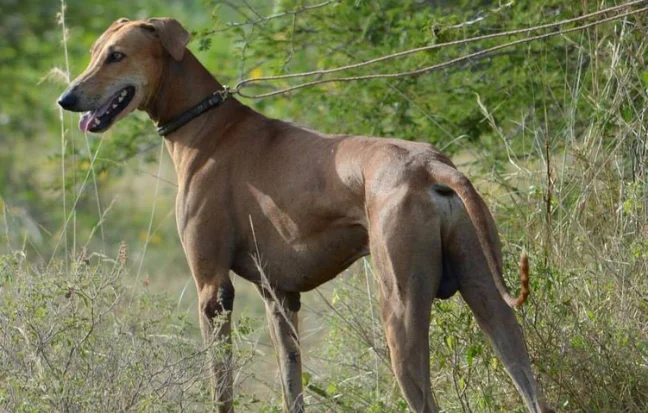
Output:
top-left (431, 162), bottom-right (529, 308)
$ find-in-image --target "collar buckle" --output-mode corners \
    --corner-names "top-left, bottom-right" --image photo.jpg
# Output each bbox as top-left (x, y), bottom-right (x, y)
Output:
top-left (216, 85), bottom-right (231, 101)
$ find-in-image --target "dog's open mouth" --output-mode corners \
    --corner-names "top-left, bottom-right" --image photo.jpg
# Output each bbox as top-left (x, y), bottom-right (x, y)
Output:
top-left (79, 86), bottom-right (135, 133)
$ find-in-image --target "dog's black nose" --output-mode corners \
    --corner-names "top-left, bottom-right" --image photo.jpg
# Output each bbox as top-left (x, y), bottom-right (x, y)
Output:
top-left (57, 90), bottom-right (78, 110)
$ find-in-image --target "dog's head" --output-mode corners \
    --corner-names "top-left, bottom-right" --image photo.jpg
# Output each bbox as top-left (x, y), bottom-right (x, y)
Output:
top-left (57, 18), bottom-right (190, 133)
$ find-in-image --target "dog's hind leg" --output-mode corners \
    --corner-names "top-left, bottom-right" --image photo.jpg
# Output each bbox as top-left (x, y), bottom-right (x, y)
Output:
top-left (451, 219), bottom-right (551, 413)
top-left (368, 188), bottom-right (442, 413)
top-left (460, 276), bottom-right (550, 412)
top-left (259, 288), bottom-right (304, 413)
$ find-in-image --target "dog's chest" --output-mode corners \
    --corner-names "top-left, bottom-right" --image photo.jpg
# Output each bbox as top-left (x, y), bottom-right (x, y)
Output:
top-left (232, 220), bottom-right (369, 292)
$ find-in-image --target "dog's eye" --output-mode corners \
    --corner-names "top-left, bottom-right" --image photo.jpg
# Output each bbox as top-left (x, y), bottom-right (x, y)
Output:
top-left (106, 51), bottom-right (125, 63)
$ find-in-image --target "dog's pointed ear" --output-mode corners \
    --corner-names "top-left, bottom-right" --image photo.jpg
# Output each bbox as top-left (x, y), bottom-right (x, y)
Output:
top-left (146, 18), bottom-right (191, 61)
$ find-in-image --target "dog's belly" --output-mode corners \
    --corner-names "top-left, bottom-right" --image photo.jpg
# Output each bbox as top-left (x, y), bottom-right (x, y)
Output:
top-left (232, 223), bottom-right (369, 292)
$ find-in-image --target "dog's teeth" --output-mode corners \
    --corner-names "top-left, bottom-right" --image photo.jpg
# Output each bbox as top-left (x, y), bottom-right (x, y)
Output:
top-left (120, 90), bottom-right (127, 97)
top-left (118, 97), bottom-right (124, 102)
top-left (94, 118), bottom-right (100, 125)
top-left (112, 104), bottom-right (118, 109)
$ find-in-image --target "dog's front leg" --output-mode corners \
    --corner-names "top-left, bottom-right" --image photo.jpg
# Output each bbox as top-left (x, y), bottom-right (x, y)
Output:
top-left (180, 214), bottom-right (236, 411)
top-left (194, 267), bottom-right (235, 412)
top-left (260, 289), bottom-right (304, 413)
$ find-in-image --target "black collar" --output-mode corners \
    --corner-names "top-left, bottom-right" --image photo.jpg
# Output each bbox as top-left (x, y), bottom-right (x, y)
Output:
top-left (156, 87), bottom-right (230, 136)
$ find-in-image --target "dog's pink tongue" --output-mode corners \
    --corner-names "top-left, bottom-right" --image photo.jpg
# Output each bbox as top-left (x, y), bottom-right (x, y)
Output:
top-left (79, 112), bottom-right (95, 132)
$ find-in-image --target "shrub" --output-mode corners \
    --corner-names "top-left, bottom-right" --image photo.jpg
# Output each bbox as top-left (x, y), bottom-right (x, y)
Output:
top-left (0, 252), bottom-right (217, 412)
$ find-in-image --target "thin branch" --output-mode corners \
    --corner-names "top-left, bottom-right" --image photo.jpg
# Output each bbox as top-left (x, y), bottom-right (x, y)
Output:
top-left (208, 0), bottom-right (339, 34)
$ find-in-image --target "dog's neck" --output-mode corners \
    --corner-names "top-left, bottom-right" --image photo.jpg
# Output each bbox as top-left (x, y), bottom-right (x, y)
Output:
top-left (146, 50), bottom-right (227, 125)
top-left (145, 50), bottom-right (251, 180)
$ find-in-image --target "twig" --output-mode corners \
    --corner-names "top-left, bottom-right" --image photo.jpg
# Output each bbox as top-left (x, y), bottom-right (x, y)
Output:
top-left (447, 1), bottom-right (515, 30)
top-left (131, 138), bottom-right (166, 304)
top-left (2, 198), bottom-right (11, 251)
top-left (48, 135), bottom-right (106, 267)
top-left (82, 128), bottom-right (106, 249)
top-left (207, 0), bottom-right (339, 34)
top-left (57, 0), bottom-right (70, 271)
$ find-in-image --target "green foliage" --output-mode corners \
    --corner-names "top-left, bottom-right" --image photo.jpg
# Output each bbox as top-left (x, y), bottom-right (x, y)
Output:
top-left (209, 0), bottom-right (582, 153)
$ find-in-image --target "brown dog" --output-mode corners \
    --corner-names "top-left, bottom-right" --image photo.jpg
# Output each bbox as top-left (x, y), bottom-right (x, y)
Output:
top-left (58, 18), bottom-right (552, 413)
